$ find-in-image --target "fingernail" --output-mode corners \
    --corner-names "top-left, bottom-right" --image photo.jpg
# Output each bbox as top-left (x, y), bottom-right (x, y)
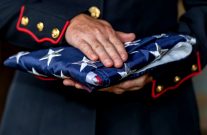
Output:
top-left (91, 55), bottom-right (98, 61)
top-left (115, 61), bottom-right (123, 68)
top-left (104, 59), bottom-right (113, 67)
top-left (121, 54), bottom-right (128, 61)
top-left (76, 84), bottom-right (83, 89)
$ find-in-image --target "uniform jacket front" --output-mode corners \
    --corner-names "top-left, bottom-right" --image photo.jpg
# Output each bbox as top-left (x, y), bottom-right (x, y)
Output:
top-left (0, 0), bottom-right (207, 135)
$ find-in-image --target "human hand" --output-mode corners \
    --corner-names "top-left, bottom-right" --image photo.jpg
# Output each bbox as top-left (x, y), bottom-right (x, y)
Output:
top-left (99, 74), bottom-right (153, 94)
top-left (65, 14), bottom-right (135, 68)
top-left (63, 74), bottom-right (152, 94)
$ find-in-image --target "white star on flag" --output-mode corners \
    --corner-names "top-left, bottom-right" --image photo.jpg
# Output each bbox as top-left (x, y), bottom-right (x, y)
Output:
top-left (72, 56), bottom-right (97, 72)
top-left (130, 50), bottom-right (140, 54)
top-left (125, 39), bottom-right (141, 48)
top-left (53, 71), bottom-right (70, 79)
top-left (149, 43), bottom-right (168, 60)
top-left (28, 67), bottom-right (47, 77)
top-left (9, 52), bottom-right (30, 64)
top-left (39, 49), bottom-right (64, 66)
top-left (153, 33), bottom-right (168, 39)
top-left (118, 63), bottom-right (137, 79)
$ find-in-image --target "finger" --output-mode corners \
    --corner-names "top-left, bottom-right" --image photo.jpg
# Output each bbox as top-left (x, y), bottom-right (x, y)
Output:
top-left (128, 86), bottom-right (142, 91)
top-left (63, 79), bottom-right (76, 86)
top-left (97, 23), bottom-right (128, 62)
top-left (97, 36), bottom-right (124, 68)
top-left (112, 88), bottom-right (125, 95)
top-left (101, 87), bottom-right (124, 94)
top-left (88, 39), bottom-right (114, 67)
top-left (146, 76), bottom-right (153, 83)
top-left (78, 41), bottom-right (98, 61)
top-left (75, 83), bottom-right (85, 89)
top-left (116, 31), bottom-right (136, 43)
top-left (99, 86), bottom-right (114, 92)
top-left (127, 75), bottom-right (149, 88)
top-left (109, 34), bottom-right (128, 62)
top-left (94, 27), bottom-right (124, 68)
top-left (99, 20), bottom-right (112, 27)
top-left (118, 75), bottom-right (150, 89)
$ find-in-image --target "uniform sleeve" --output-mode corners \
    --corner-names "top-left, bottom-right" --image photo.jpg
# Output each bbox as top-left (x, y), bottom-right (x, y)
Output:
top-left (0, 0), bottom-right (102, 49)
top-left (151, 0), bottom-right (207, 99)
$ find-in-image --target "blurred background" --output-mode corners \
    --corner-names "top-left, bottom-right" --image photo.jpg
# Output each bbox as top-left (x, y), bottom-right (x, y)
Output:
top-left (0, 0), bottom-right (207, 134)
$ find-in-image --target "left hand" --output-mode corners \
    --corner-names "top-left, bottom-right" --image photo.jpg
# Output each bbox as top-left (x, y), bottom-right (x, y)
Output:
top-left (63, 74), bottom-right (152, 94)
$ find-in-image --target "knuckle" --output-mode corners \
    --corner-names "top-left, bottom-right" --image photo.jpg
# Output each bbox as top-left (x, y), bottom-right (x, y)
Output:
top-left (100, 54), bottom-right (109, 61)
top-left (105, 26), bottom-right (113, 33)
top-left (109, 29), bottom-right (116, 36)
top-left (103, 21), bottom-right (112, 27)
top-left (110, 37), bottom-right (119, 44)
top-left (94, 27), bottom-right (102, 35)
top-left (78, 14), bottom-right (86, 19)
top-left (93, 43), bottom-right (101, 49)
top-left (114, 39), bottom-right (123, 47)
top-left (84, 48), bottom-right (92, 55)
top-left (114, 42), bottom-right (123, 49)
top-left (111, 54), bottom-right (121, 60)
top-left (67, 33), bottom-right (78, 42)
top-left (77, 40), bottom-right (85, 47)
top-left (87, 34), bottom-right (96, 41)
top-left (104, 43), bottom-right (112, 48)
top-left (77, 38), bottom-right (84, 44)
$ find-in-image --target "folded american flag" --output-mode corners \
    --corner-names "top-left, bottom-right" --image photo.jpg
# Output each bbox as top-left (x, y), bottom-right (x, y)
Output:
top-left (4, 34), bottom-right (196, 91)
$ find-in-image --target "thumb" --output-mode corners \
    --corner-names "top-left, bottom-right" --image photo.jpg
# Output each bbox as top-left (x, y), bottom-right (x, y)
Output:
top-left (116, 31), bottom-right (136, 43)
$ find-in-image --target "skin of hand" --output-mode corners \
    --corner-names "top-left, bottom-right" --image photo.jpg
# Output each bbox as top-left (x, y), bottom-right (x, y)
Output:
top-left (65, 14), bottom-right (135, 68)
top-left (63, 74), bottom-right (153, 94)
top-left (99, 74), bottom-right (153, 94)
top-left (64, 14), bottom-right (151, 94)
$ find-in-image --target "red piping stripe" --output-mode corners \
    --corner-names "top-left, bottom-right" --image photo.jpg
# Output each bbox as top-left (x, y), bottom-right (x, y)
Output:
top-left (151, 51), bottom-right (202, 99)
top-left (34, 75), bottom-right (57, 81)
top-left (35, 76), bottom-right (93, 92)
top-left (16, 6), bottom-right (70, 44)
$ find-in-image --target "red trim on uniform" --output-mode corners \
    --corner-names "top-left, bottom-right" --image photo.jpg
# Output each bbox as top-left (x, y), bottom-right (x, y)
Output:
top-left (151, 51), bottom-right (202, 99)
top-left (35, 75), bottom-right (93, 92)
top-left (16, 6), bottom-right (70, 44)
top-left (34, 75), bottom-right (57, 81)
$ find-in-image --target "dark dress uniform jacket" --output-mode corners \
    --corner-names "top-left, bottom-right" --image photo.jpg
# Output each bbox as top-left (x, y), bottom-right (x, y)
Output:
top-left (0, 0), bottom-right (207, 135)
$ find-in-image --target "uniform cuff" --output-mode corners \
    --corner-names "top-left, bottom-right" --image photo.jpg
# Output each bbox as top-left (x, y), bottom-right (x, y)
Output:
top-left (151, 51), bottom-right (202, 99)
top-left (16, 6), bottom-right (70, 45)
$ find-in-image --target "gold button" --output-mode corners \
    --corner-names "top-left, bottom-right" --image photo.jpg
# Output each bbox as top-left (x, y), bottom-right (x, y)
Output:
top-left (174, 76), bottom-right (181, 83)
top-left (192, 64), bottom-right (198, 71)
top-left (21, 16), bottom-right (29, 26)
top-left (156, 85), bottom-right (164, 93)
top-left (51, 28), bottom-right (60, 39)
top-left (37, 22), bottom-right (44, 32)
top-left (89, 6), bottom-right (101, 19)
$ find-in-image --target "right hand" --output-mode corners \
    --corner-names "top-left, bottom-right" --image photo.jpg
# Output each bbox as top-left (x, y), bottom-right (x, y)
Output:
top-left (65, 14), bottom-right (135, 68)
